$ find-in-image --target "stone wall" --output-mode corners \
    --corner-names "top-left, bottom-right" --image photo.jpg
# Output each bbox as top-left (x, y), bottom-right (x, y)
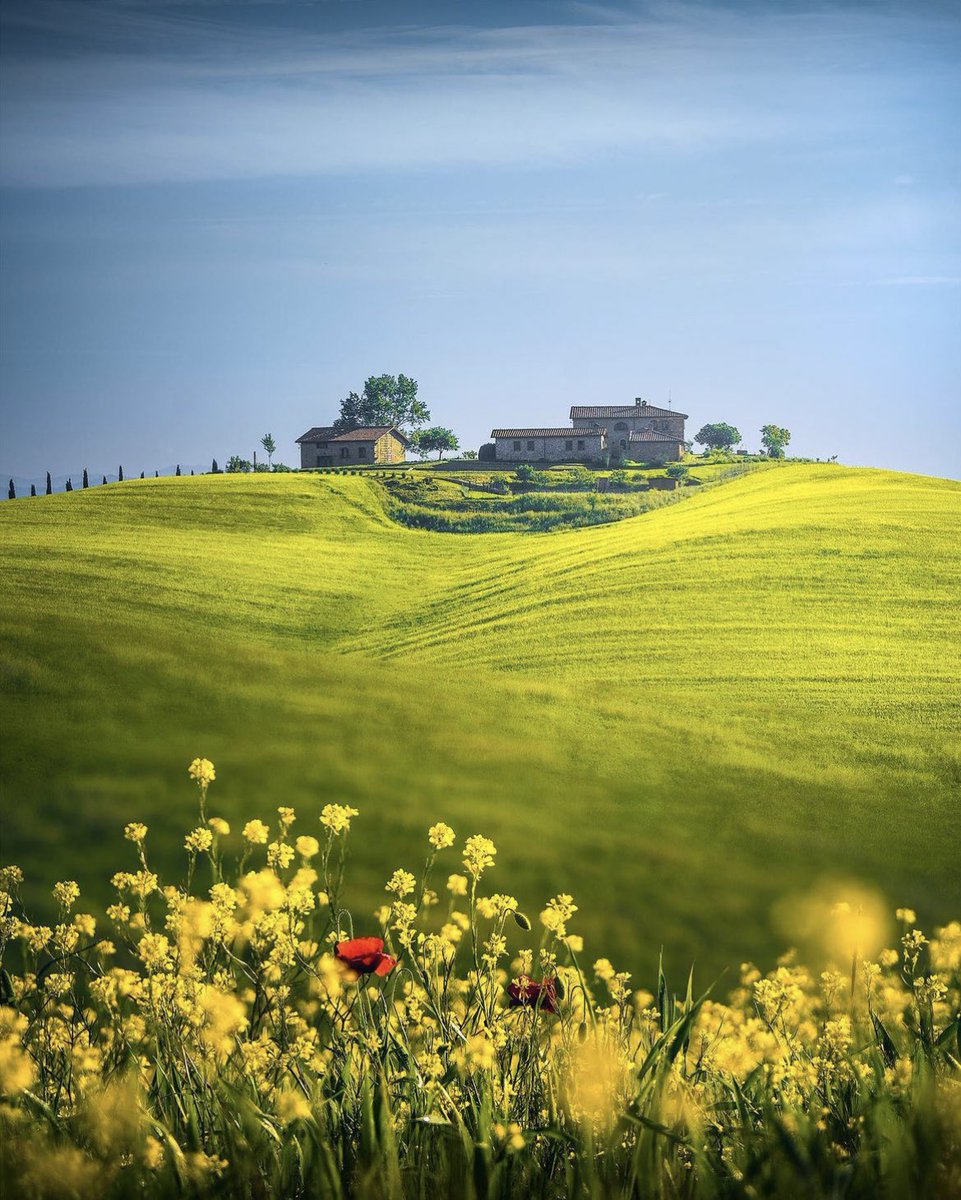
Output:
top-left (493, 434), bottom-right (605, 463)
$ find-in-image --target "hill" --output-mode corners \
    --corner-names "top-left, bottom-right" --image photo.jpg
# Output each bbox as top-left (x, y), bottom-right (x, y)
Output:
top-left (1, 464), bottom-right (958, 978)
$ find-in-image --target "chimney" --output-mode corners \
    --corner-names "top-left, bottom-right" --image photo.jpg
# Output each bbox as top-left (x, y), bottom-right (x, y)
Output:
top-left (635, 397), bottom-right (647, 407)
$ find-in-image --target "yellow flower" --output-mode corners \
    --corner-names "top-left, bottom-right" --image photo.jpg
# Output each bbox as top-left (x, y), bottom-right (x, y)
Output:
top-left (188, 757), bottom-right (216, 786)
top-left (138, 932), bottom-right (173, 972)
top-left (463, 835), bottom-right (496, 880)
top-left (278, 806), bottom-right (296, 829)
top-left (185, 827), bottom-right (214, 853)
top-left (243, 820), bottom-right (270, 845)
top-left (428, 822), bottom-right (455, 849)
top-left (320, 804), bottom-right (359, 834)
top-left (124, 822), bottom-right (148, 843)
top-left (267, 841), bottom-right (295, 869)
top-left (208, 818), bottom-right (230, 836)
top-left (276, 1088), bottom-right (312, 1123)
top-left (447, 873), bottom-right (468, 897)
top-left (896, 908), bottom-right (917, 925)
top-left (295, 835), bottom-right (320, 858)
top-left (386, 869), bottom-right (416, 897)
top-left (53, 880), bottom-right (80, 910)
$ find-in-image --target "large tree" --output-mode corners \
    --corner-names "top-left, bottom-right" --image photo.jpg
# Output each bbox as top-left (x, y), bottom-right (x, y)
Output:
top-left (412, 427), bottom-right (459, 460)
top-left (260, 434), bottom-right (276, 467)
top-left (333, 374), bottom-right (429, 434)
top-left (760, 424), bottom-right (791, 458)
top-left (694, 422), bottom-right (741, 451)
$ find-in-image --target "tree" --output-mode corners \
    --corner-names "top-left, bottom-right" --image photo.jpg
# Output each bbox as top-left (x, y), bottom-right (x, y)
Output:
top-left (119, 466), bottom-right (124, 482)
top-left (260, 434), bottom-right (277, 467)
top-left (66, 478), bottom-right (74, 492)
top-left (694, 422), bottom-right (741, 452)
top-left (414, 427), bottom-right (459, 460)
top-left (225, 456), bottom-right (252, 473)
top-left (760, 424), bottom-right (791, 458)
top-left (211, 458), bottom-right (219, 474)
top-left (462, 450), bottom-right (478, 460)
top-left (46, 472), bottom-right (52, 496)
top-left (176, 464), bottom-right (182, 476)
top-left (30, 484), bottom-right (36, 497)
top-left (102, 475), bottom-right (108, 485)
top-left (140, 471), bottom-right (145, 479)
top-left (665, 463), bottom-right (689, 480)
top-left (333, 374), bottom-right (429, 434)
top-left (7, 479), bottom-right (14, 500)
top-left (82, 469), bottom-right (89, 488)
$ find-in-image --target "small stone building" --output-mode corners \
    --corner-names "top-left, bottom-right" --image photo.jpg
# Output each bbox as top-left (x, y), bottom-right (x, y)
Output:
top-left (296, 425), bottom-right (409, 468)
top-left (490, 428), bottom-right (606, 464)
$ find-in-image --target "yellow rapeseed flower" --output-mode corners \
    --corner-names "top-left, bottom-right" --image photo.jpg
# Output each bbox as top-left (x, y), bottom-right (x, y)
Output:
top-left (447, 874), bottom-right (468, 897)
top-left (243, 820), bottom-right (270, 845)
top-left (320, 804), bottom-right (359, 834)
top-left (295, 835), bottom-right (320, 859)
top-left (124, 822), bottom-right (148, 843)
top-left (428, 822), bottom-right (455, 849)
top-left (386, 869), bottom-right (416, 897)
top-left (208, 818), bottom-right (230, 836)
top-left (185, 827), bottom-right (214, 853)
top-left (188, 757), bottom-right (216, 786)
top-left (53, 880), bottom-right (80, 910)
top-left (463, 835), bottom-right (496, 880)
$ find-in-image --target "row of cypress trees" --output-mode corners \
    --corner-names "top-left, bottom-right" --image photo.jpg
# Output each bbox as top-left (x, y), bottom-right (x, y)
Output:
top-left (6, 462), bottom-right (215, 499)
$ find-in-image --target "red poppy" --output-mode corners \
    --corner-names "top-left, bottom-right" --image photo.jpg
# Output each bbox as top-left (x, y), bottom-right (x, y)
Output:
top-left (334, 936), bottom-right (397, 977)
top-left (507, 976), bottom-right (559, 1014)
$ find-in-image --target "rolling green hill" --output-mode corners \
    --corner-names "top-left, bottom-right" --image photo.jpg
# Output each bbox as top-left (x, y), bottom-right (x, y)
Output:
top-left (1, 465), bottom-right (958, 979)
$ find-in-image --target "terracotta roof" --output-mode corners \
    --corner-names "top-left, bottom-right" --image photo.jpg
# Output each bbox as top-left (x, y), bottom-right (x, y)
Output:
top-left (491, 428), bottom-right (605, 439)
top-left (570, 405), bottom-right (688, 420)
top-left (296, 426), bottom-right (336, 443)
top-left (629, 429), bottom-right (685, 442)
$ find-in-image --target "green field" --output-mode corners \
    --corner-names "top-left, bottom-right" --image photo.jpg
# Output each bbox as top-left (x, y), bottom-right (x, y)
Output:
top-left (1, 465), bottom-right (959, 979)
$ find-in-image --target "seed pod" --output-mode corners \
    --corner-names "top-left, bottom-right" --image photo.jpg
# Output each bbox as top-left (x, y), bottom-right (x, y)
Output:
top-left (514, 911), bottom-right (532, 930)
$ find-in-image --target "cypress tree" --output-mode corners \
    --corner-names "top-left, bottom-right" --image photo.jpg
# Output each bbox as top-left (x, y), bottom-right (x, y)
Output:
top-left (176, 464), bottom-right (181, 476)
top-left (119, 465), bottom-right (124, 482)
top-left (46, 472), bottom-right (52, 495)
top-left (7, 479), bottom-right (15, 500)
top-left (140, 471), bottom-right (145, 479)
top-left (190, 469), bottom-right (194, 476)
top-left (211, 458), bottom-right (219, 473)
top-left (155, 470), bottom-right (159, 477)
top-left (30, 484), bottom-right (37, 497)
top-left (102, 475), bottom-right (107, 485)
top-left (66, 478), bottom-right (73, 492)
top-left (82, 468), bottom-right (89, 488)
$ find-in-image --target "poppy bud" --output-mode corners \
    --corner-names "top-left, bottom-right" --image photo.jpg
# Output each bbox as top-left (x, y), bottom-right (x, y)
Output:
top-left (553, 975), bottom-right (565, 1000)
top-left (514, 911), bottom-right (532, 930)
top-left (578, 1021), bottom-right (589, 1043)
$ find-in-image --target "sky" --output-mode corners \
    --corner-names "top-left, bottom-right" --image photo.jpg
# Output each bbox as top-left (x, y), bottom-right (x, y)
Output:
top-left (1, 0), bottom-right (959, 484)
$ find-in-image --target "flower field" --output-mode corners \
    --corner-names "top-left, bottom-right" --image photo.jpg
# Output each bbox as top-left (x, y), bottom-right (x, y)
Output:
top-left (1, 761), bottom-right (960, 1198)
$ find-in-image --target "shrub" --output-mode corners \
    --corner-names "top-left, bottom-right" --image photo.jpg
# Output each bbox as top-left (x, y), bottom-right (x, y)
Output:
top-left (478, 442), bottom-right (496, 461)
top-left (225, 457), bottom-right (252, 474)
top-left (665, 463), bottom-right (689, 480)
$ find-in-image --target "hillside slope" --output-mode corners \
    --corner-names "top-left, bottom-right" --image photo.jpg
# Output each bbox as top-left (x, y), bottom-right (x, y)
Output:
top-left (1, 466), bottom-right (958, 976)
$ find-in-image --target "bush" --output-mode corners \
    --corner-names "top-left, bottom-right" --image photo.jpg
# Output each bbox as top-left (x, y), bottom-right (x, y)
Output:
top-left (478, 442), bottom-right (496, 461)
top-left (665, 463), bottom-right (689, 480)
top-left (513, 464), bottom-right (550, 488)
top-left (225, 456), bottom-right (252, 473)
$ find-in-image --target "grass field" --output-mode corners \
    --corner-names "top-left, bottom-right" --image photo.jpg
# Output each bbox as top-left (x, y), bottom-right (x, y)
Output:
top-left (1, 464), bottom-right (959, 979)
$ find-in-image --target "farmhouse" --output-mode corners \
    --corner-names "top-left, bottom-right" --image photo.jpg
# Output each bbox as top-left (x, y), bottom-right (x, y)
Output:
top-left (296, 426), bottom-right (409, 468)
top-left (491, 398), bottom-right (687, 465)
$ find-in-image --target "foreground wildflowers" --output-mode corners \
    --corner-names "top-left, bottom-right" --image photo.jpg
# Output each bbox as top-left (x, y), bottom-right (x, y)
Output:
top-left (0, 763), bottom-right (959, 1199)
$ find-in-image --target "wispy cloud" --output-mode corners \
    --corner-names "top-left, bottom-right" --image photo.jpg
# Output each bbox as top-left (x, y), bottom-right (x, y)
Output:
top-left (2, 1), bottom-right (956, 188)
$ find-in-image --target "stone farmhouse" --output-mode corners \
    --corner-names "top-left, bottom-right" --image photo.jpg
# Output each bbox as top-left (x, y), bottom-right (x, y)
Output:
top-left (492, 398), bottom-right (687, 465)
top-left (296, 425), bottom-right (409, 468)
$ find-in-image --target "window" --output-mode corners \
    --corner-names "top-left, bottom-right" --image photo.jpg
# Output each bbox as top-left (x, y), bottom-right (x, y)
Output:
top-left (577, 440), bottom-right (585, 451)
top-left (339, 447), bottom-right (349, 459)
top-left (513, 440), bottom-right (522, 450)
top-left (620, 439), bottom-right (627, 450)
top-left (317, 441), bottom-right (328, 448)
top-left (614, 421), bottom-right (628, 431)
top-left (527, 440), bottom-right (535, 450)
top-left (358, 446), bottom-right (367, 458)
top-left (565, 440), bottom-right (573, 450)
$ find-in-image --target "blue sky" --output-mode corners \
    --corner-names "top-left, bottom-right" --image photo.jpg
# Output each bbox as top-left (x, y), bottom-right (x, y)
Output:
top-left (1, 0), bottom-right (959, 482)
